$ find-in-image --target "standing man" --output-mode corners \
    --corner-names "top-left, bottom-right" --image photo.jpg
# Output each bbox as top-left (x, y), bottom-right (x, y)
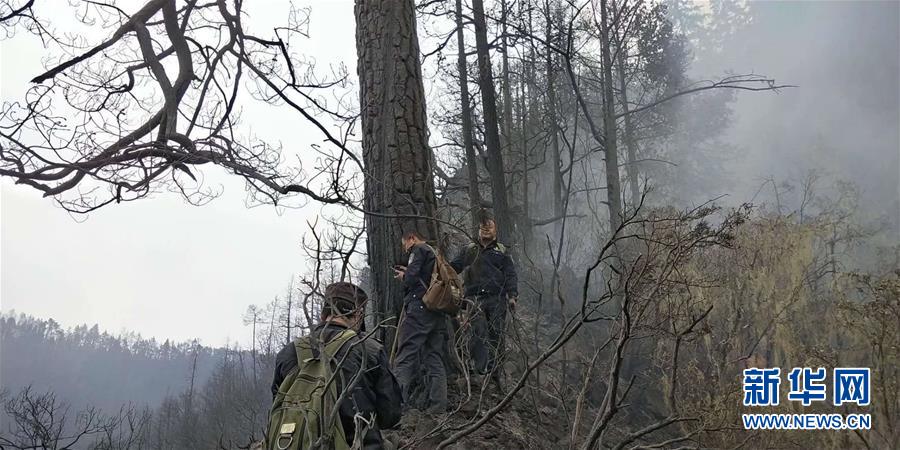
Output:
top-left (451, 218), bottom-right (518, 376)
top-left (392, 231), bottom-right (448, 413)
top-left (270, 282), bottom-right (401, 450)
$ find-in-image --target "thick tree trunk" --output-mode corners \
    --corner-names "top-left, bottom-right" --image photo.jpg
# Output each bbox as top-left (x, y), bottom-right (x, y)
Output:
top-left (472, 0), bottom-right (514, 242)
top-left (457, 0), bottom-right (482, 233)
top-left (355, 0), bottom-right (439, 345)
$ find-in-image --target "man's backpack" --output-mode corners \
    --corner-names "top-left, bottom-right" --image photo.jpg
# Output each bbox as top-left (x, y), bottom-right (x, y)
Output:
top-left (264, 329), bottom-right (356, 450)
top-left (422, 246), bottom-right (464, 314)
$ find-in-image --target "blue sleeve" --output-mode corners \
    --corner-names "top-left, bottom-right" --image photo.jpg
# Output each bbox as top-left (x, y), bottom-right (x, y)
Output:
top-left (450, 245), bottom-right (471, 274)
top-left (502, 253), bottom-right (518, 297)
top-left (402, 246), bottom-right (428, 291)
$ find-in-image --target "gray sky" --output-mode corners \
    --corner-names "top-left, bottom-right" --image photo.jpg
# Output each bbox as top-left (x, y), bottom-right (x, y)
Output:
top-left (707, 1), bottom-right (900, 213)
top-left (2, 0), bottom-right (898, 348)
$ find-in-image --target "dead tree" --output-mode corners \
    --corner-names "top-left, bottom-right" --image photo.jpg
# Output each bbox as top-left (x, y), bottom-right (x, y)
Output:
top-left (471, 0), bottom-right (514, 242)
top-left (0, 1), bottom-right (359, 213)
top-left (456, 0), bottom-right (483, 233)
top-left (0, 386), bottom-right (118, 449)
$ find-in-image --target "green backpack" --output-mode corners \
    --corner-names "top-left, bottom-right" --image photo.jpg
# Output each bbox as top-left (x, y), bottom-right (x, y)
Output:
top-left (265, 329), bottom-right (356, 450)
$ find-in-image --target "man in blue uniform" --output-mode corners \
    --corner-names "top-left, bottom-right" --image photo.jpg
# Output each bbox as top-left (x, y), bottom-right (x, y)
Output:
top-left (450, 218), bottom-right (518, 376)
top-left (391, 231), bottom-right (448, 413)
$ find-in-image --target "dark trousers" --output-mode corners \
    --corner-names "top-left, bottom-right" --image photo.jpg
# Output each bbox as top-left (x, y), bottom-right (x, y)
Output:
top-left (393, 296), bottom-right (448, 411)
top-left (468, 294), bottom-right (507, 374)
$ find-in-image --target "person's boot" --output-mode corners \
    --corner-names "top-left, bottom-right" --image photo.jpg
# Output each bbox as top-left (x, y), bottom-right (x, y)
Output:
top-left (425, 375), bottom-right (448, 414)
top-left (382, 431), bottom-right (401, 450)
top-left (469, 371), bottom-right (486, 391)
top-left (487, 365), bottom-right (505, 395)
top-left (425, 402), bottom-right (447, 415)
top-left (490, 371), bottom-right (505, 395)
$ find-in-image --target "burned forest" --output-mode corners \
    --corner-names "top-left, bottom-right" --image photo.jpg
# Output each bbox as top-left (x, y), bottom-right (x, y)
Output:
top-left (1, 0), bottom-right (898, 449)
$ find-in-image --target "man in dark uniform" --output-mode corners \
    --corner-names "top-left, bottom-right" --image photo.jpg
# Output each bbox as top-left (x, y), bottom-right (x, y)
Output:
top-left (271, 282), bottom-right (402, 449)
top-left (450, 218), bottom-right (518, 376)
top-left (391, 230), bottom-right (448, 413)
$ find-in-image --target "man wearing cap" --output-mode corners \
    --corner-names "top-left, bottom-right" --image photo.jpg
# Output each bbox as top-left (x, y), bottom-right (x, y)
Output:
top-left (271, 281), bottom-right (402, 449)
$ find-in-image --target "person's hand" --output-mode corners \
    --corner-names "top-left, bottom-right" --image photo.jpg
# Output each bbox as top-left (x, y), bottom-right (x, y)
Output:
top-left (392, 265), bottom-right (406, 280)
top-left (508, 296), bottom-right (518, 310)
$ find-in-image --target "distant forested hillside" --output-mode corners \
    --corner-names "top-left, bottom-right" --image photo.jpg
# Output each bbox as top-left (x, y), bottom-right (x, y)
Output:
top-left (0, 313), bottom-right (222, 412)
top-left (0, 313), bottom-right (274, 448)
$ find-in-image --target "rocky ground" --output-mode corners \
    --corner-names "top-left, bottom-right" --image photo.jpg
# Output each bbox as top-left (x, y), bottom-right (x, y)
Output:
top-left (389, 375), bottom-right (574, 450)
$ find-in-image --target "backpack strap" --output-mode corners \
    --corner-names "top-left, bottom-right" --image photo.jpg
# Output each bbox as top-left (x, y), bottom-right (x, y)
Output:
top-left (294, 328), bottom-right (357, 368)
top-left (423, 244), bottom-right (439, 283)
top-left (323, 328), bottom-right (357, 358)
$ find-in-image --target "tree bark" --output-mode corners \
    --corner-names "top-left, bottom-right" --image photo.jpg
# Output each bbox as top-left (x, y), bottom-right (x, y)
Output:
top-left (500, 0), bottom-right (514, 156)
top-left (546, 8), bottom-right (563, 234)
top-left (599, 0), bottom-right (624, 231)
top-left (519, 75), bottom-right (531, 241)
top-left (472, 0), bottom-right (514, 242)
top-left (457, 0), bottom-right (482, 233)
top-left (355, 0), bottom-right (439, 345)
top-left (519, 9), bottom-right (535, 244)
top-left (615, 38), bottom-right (640, 210)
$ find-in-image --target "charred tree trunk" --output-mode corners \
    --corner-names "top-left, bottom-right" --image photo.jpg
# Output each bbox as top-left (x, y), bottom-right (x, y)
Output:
top-left (599, 0), bottom-right (624, 232)
top-left (457, 0), bottom-right (482, 233)
top-left (519, 6), bottom-right (535, 243)
top-left (472, 0), bottom-right (514, 242)
top-left (564, 0), bottom-right (623, 234)
top-left (519, 78), bottom-right (531, 242)
top-left (355, 0), bottom-right (439, 345)
top-left (547, 13), bottom-right (563, 235)
top-left (500, 0), bottom-right (514, 157)
top-left (616, 41), bottom-right (640, 210)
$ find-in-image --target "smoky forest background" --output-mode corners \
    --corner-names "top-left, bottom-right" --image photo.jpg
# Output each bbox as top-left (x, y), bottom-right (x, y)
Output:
top-left (0, 0), bottom-right (898, 449)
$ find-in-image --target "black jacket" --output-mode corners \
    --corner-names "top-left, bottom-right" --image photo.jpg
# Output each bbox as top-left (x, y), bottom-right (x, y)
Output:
top-left (402, 243), bottom-right (435, 300)
top-left (450, 240), bottom-right (518, 298)
top-left (272, 323), bottom-right (402, 450)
